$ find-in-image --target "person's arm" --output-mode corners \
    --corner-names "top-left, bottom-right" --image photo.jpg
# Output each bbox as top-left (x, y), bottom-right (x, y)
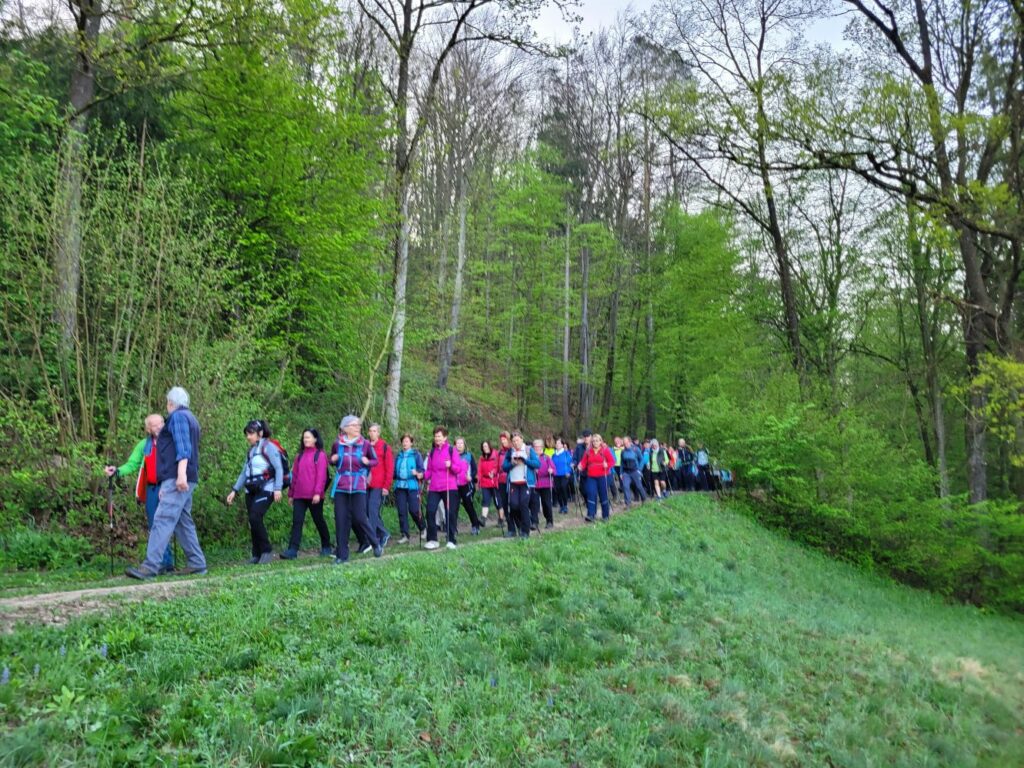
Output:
top-left (525, 449), bottom-right (540, 470)
top-left (266, 441), bottom-right (284, 499)
top-left (383, 444), bottom-right (394, 490)
top-left (415, 451), bottom-right (425, 479)
top-left (363, 443), bottom-right (378, 468)
top-left (502, 452), bottom-right (513, 473)
top-left (114, 438), bottom-right (146, 478)
top-left (170, 411), bottom-right (192, 491)
top-left (314, 451), bottom-right (327, 501)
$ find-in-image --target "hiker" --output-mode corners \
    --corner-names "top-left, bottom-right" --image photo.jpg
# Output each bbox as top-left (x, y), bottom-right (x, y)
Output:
top-left (423, 426), bottom-right (466, 550)
top-left (478, 440), bottom-right (501, 525)
top-left (551, 437), bottom-right (573, 515)
top-left (330, 415), bottom-right (382, 562)
top-left (125, 387), bottom-right (207, 579)
top-left (529, 438), bottom-right (556, 529)
top-left (106, 413), bottom-right (173, 573)
top-left (366, 424), bottom-right (394, 549)
top-left (676, 439), bottom-right (696, 492)
top-left (641, 439), bottom-right (655, 497)
top-left (579, 433), bottom-right (615, 522)
top-left (495, 432), bottom-right (513, 532)
top-left (649, 439), bottom-right (669, 499)
top-left (502, 431), bottom-right (540, 538)
top-left (572, 431), bottom-right (591, 501)
top-left (282, 428), bottom-right (333, 560)
top-left (226, 420), bottom-right (284, 564)
top-left (619, 436), bottom-right (647, 507)
top-left (454, 437), bottom-right (485, 534)
top-left (611, 436), bottom-right (625, 500)
top-left (696, 443), bottom-right (713, 491)
top-left (392, 434), bottom-right (425, 543)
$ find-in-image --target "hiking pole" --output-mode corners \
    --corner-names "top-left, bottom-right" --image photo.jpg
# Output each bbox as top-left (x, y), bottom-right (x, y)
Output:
top-left (106, 475), bottom-right (116, 577)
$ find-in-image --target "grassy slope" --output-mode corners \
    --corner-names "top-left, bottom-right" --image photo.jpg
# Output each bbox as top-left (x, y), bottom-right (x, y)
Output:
top-left (0, 495), bottom-right (1021, 767)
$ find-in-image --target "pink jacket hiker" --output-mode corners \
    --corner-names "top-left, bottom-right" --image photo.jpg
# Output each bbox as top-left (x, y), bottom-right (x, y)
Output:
top-left (535, 453), bottom-right (555, 489)
top-left (423, 442), bottom-right (466, 493)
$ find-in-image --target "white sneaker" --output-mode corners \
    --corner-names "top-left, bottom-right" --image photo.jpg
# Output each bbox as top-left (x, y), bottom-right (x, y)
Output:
top-left (446, 541), bottom-right (457, 550)
top-left (425, 540), bottom-right (440, 550)
top-left (398, 536), bottom-right (409, 544)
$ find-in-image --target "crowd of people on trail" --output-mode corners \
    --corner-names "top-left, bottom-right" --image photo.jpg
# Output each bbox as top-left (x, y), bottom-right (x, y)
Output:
top-left (109, 389), bottom-right (729, 580)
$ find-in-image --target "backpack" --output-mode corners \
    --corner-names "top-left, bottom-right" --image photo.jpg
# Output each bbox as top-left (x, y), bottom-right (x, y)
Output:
top-left (314, 449), bottom-right (332, 494)
top-left (260, 438), bottom-right (291, 489)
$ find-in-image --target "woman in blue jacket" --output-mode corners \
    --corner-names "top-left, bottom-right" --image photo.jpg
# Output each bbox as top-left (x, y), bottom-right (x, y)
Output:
top-left (551, 437), bottom-right (573, 515)
top-left (501, 432), bottom-right (540, 539)
top-left (393, 434), bottom-right (426, 543)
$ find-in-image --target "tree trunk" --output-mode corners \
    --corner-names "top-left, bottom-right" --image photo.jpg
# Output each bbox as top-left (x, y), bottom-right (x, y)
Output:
top-left (436, 177), bottom-right (468, 389)
top-left (965, 307), bottom-right (988, 504)
top-left (579, 246), bottom-right (591, 430)
top-left (562, 218), bottom-right (571, 437)
top-left (384, 178), bottom-right (410, 435)
top-left (54, 0), bottom-right (102, 349)
top-left (600, 269), bottom-right (620, 430)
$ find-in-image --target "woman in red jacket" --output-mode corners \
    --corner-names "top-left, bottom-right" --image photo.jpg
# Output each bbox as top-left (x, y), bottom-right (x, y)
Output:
top-left (478, 440), bottom-right (501, 523)
top-left (579, 433), bottom-right (615, 522)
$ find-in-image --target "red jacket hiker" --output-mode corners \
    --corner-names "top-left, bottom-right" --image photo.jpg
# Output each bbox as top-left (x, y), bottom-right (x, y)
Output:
top-left (579, 445), bottom-right (615, 478)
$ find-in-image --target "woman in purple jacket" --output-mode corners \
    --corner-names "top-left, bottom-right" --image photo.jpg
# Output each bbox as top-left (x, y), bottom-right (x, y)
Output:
top-left (282, 428), bottom-right (333, 559)
top-left (530, 438), bottom-right (556, 529)
top-left (423, 426), bottom-right (466, 550)
top-left (329, 415), bottom-right (381, 563)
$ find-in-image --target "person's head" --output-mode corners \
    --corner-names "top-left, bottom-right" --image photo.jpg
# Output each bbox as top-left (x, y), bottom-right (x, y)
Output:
top-left (678, 438), bottom-right (686, 448)
top-left (591, 433), bottom-right (604, 448)
top-left (511, 431), bottom-right (524, 449)
top-left (455, 436), bottom-right (467, 453)
top-left (166, 386), bottom-right (189, 413)
top-left (433, 426), bottom-right (448, 447)
top-left (614, 435), bottom-right (623, 447)
top-left (368, 423), bottom-right (381, 442)
top-left (555, 437), bottom-right (565, 451)
top-left (144, 413), bottom-right (164, 437)
top-left (300, 428), bottom-right (323, 452)
top-left (624, 435), bottom-right (633, 447)
top-left (244, 419), bottom-right (267, 445)
top-left (651, 438), bottom-right (660, 450)
top-left (401, 433), bottom-right (415, 450)
top-left (481, 440), bottom-right (492, 457)
top-left (582, 430), bottom-right (592, 446)
top-left (339, 414), bottom-right (361, 440)
top-left (499, 431), bottom-right (511, 449)
top-left (532, 438), bottom-right (544, 454)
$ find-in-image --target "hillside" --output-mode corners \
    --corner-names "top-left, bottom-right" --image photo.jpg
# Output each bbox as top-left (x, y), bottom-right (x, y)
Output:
top-left (0, 495), bottom-right (1020, 766)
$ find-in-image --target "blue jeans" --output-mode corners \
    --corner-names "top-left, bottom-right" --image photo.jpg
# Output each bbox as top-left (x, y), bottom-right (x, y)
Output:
top-left (143, 480), bottom-right (206, 573)
top-left (367, 488), bottom-right (390, 541)
top-left (584, 476), bottom-right (610, 520)
top-left (621, 470), bottom-right (646, 506)
top-left (144, 484), bottom-right (174, 569)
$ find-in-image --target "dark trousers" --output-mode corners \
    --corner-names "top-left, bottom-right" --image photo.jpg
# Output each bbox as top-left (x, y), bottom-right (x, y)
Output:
top-left (482, 487), bottom-right (499, 510)
top-left (508, 484), bottom-right (530, 537)
top-left (496, 484), bottom-right (509, 523)
top-left (681, 466), bottom-right (696, 492)
top-left (288, 498), bottom-right (332, 551)
top-left (246, 488), bottom-right (274, 556)
top-left (554, 475), bottom-right (570, 513)
top-left (529, 486), bottom-right (554, 526)
top-left (457, 484), bottom-right (483, 528)
top-left (426, 489), bottom-right (458, 543)
top-left (394, 488), bottom-right (423, 537)
top-left (585, 475), bottom-right (611, 520)
top-left (367, 488), bottom-right (390, 541)
top-left (333, 492), bottom-right (377, 561)
top-left (622, 470), bottom-right (646, 505)
top-left (698, 465), bottom-right (713, 491)
top-left (145, 484), bottom-right (174, 569)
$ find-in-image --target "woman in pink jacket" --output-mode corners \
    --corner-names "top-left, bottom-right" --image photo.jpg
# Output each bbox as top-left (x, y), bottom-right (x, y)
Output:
top-left (423, 426), bottom-right (466, 550)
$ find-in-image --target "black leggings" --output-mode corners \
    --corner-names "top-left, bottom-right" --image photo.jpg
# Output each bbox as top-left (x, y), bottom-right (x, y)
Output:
top-left (426, 489), bottom-right (459, 543)
top-left (508, 484), bottom-right (530, 537)
top-left (529, 486), bottom-right (554, 526)
top-left (554, 476), bottom-right (570, 512)
top-left (288, 498), bottom-right (331, 551)
top-left (457, 484), bottom-right (483, 528)
top-left (333, 493), bottom-right (377, 561)
top-left (246, 488), bottom-right (274, 557)
top-left (394, 488), bottom-right (424, 536)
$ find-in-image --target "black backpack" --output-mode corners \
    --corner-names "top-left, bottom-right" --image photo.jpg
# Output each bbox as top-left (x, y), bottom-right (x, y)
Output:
top-left (259, 439), bottom-right (292, 489)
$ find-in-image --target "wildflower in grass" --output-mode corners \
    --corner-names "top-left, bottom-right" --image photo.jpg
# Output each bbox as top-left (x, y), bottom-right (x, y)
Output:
top-left (547, 695), bottom-right (554, 708)
top-left (59, 645), bottom-right (66, 657)
top-left (490, 676), bottom-right (497, 688)
top-left (1, 666), bottom-right (9, 685)
top-left (33, 664), bottom-right (39, 677)
top-left (99, 644), bottom-right (108, 659)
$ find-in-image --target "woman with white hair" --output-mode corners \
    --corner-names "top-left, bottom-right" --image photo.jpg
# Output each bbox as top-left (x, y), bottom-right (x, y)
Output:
top-left (329, 415), bottom-right (382, 562)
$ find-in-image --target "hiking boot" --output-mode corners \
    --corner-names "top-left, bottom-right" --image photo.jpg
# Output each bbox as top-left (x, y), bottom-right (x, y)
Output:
top-left (125, 566), bottom-right (157, 580)
top-left (545, 522), bottom-right (554, 529)
top-left (247, 556), bottom-right (259, 565)
top-left (584, 517), bottom-right (595, 524)
top-left (319, 547), bottom-right (334, 557)
top-left (425, 540), bottom-right (440, 550)
top-left (471, 526), bottom-right (480, 535)
top-left (257, 552), bottom-right (274, 565)
top-left (359, 545), bottom-right (373, 555)
top-left (380, 532), bottom-right (391, 548)
top-left (334, 557), bottom-right (347, 565)
top-left (157, 564), bottom-right (176, 575)
top-left (179, 566), bottom-right (207, 576)
top-left (398, 535), bottom-right (409, 544)
top-left (280, 549), bottom-right (298, 560)
top-left (373, 545), bottom-right (383, 558)
top-left (503, 531), bottom-right (515, 539)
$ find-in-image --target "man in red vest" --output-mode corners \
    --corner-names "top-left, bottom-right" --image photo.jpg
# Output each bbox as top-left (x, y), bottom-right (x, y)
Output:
top-left (366, 423), bottom-right (394, 550)
top-left (105, 414), bottom-right (175, 573)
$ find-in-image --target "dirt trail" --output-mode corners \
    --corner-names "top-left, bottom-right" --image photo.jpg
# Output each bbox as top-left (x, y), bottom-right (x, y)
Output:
top-left (0, 497), bottom-right (653, 631)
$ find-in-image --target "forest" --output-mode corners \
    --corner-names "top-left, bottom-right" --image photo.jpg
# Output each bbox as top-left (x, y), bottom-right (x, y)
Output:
top-left (0, 0), bottom-right (1022, 610)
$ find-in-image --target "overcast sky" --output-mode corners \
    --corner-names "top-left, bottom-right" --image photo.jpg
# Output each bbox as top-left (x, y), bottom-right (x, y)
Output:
top-left (533, 0), bottom-right (850, 49)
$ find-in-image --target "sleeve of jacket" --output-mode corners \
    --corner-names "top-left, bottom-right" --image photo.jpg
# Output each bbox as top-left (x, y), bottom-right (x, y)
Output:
top-left (264, 440), bottom-right (284, 491)
top-left (383, 443), bottom-right (394, 487)
top-left (502, 452), bottom-right (513, 473)
top-left (469, 454), bottom-right (477, 483)
top-left (315, 451), bottom-right (327, 493)
top-left (117, 438), bottom-right (147, 479)
top-left (415, 451), bottom-right (425, 475)
top-left (364, 442), bottom-right (378, 469)
top-left (423, 450), bottom-right (433, 485)
top-left (525, 448), bottom-right (540, 470)
top-left (233, 449), bottom-right (249, 493)
top-left (450, 449), bottom-right (467, 478)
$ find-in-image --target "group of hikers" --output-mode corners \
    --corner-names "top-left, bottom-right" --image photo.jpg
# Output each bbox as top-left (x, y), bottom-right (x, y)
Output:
top-left (112, 388), bottom-right (726, 580)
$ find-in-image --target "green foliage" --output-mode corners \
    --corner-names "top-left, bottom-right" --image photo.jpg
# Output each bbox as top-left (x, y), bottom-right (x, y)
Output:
top-left (0, 528), bottom-right (91, 572)
top-left (1, 499), bottom-right (1022, 765)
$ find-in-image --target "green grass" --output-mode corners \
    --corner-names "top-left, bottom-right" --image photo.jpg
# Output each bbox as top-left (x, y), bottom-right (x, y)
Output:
top-left (0, 495), bottom-right (1021, 766)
